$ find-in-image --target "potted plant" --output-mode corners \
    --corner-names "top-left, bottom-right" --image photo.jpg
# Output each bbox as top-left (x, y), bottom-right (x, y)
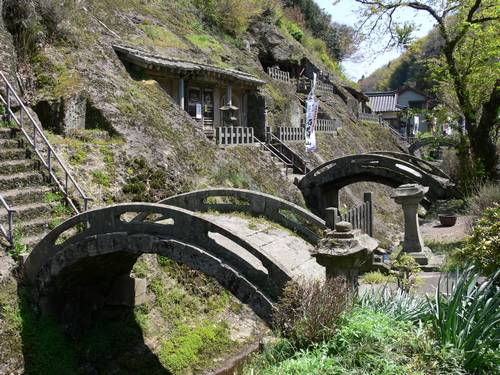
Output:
top-left (438, 212), bottom-right (457, 227)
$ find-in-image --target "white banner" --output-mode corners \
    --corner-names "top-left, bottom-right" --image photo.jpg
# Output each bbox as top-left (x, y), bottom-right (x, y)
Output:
top-left (305, 73), bottom-right (319, 153)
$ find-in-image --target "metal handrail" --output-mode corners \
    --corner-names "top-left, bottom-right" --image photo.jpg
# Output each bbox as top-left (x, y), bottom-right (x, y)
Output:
top-left (0, 194), bottom-right (15, 245)
top-left (253, 136), bottom-right (293, 169)
top-left (266, 132), bottom-right (310, 175)
top-left (0, 71), bottom-right (91, 214)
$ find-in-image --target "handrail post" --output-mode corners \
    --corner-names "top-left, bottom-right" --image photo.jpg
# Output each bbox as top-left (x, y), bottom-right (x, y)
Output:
top-left (47, 148), bottom-right (52, 176)
top-left (8, 210), bottom-right (14, 246)
top-left (363, 192), bottom-right (373, 236)
top-left (5, 84), bottom-right (11, 122)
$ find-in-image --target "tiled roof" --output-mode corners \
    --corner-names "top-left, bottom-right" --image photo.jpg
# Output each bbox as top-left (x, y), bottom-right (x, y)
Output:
top-left (113, 45), bottom-right (266, 85)
top-left (364, 91), bottom-right (400, 113)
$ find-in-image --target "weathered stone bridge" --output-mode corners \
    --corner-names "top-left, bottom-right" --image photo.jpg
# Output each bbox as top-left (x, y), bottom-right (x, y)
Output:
top-left (296, 152), bottom-right (457, 217)
top-left (408, 137), bottom-right (458, 156)
top-left (23, 189), bottom-right (328, 324)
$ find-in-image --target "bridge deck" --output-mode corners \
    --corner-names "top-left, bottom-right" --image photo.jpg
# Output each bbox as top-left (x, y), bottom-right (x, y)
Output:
top-left (201, 213), bottom-right (325, 281)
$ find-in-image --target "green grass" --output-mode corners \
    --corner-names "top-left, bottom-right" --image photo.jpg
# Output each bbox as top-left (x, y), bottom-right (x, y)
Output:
top-left (91, 170), bottom-right (111, 187)
top-left (158, 320), bottom-right (233, 373)
top-left (244, 308), bottom-right (465, 374)
top-left (361, 271), bottom-right (397, 284)
top-left (69, 147), bottom-right (88, 164)
top-left (139, 23), bottom-right (188, 48)
top-left (52, 203), bottom-right (72, 216)
top-left (44, 191), bottom-right (63, 203)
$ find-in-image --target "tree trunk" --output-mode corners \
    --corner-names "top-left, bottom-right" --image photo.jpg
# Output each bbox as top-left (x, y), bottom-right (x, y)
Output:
top-left (474, 80), bottom-right (500, 179)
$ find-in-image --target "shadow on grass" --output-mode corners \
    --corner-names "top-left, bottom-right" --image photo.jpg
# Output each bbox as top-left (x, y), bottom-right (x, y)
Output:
top-left (18, 287), bottom-right (171, 375)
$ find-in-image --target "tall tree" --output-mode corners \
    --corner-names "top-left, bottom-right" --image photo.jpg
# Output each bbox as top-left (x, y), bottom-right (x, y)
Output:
top-left (353, 0), bottom-right (499, 179)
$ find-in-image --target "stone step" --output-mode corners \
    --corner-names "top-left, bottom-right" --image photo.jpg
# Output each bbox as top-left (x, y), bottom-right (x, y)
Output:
top-left (0, 148), bottom-right (27, 161)
top-left (20, 233), bottom-right (46, 250)
top-left (0, 159), bottom-right (37, 175)
top-left (18, 215), bottom-right (66, 237)
top-left (0, 171), bottom-right (44, 190)
top-left (1, 186), bottom-right (52, 206)
top-left (0, 128), bottom-right (15, 139)
top-left (0, 202), bottom-right (54, 222)
top-left (0, 138), bottom-right (20, 149)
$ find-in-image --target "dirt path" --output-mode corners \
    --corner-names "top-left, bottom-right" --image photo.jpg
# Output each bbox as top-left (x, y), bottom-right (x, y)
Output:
top-left (419, 215), bottom-right (471, 243)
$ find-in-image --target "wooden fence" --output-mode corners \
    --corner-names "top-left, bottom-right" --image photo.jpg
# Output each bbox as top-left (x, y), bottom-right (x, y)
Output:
top-left (359, 113), bottom-right (380, 122)
top-left (317, 80), bottom-right (334, 94)
top-left (325, 192), bottom-right (373, 236)
top-left (276, 127), bottom-right (304, 142)
top-left (316, 119), bottom-right (339, 133)
top-left (215, 126), bottom-right (254, 146)
top-left (267, 67), bottom-right (290, 82)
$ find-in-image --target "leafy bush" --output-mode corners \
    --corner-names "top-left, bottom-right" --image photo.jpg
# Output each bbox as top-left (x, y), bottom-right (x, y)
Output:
top-left (281, 18), bottom-right (304, 41)
top-left (456, 204), bottom-right (500, 276)
top-left (427, 267), bottom-right (500, 372)
top-left (392, 253), bottom-right (421, 292)
top-left (272, 278), bottom-right (351, 348)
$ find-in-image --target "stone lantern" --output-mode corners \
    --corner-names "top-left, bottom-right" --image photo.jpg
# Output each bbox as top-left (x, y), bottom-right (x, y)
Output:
top-left (391, 184), bottom-right (431, 265)
top-left (312, 221), bottom-right (378, 292)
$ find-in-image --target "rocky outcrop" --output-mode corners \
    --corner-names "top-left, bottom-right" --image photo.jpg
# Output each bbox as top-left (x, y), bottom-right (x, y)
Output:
top-left (0, 0), bottom-right (19, 92)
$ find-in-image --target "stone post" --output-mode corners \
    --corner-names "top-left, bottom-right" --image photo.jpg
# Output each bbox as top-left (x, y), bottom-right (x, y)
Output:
top-left (178, 78), bottom-right (185, 109)
top-left (391, 184), bottom-right (431, 265)
top-left (312, 221), bottom-right (378, 292)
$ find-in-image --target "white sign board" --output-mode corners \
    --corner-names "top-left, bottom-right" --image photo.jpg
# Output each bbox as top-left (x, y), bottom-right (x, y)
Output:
top-left (195, 104), bottom-right (202, 119)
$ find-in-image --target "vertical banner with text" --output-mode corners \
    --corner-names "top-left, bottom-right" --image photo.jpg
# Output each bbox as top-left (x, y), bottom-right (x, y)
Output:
top-left (305, 73), bottom-right (319, 153)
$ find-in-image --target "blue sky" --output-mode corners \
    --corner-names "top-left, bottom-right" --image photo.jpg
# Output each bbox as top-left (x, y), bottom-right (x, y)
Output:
top-left (314, 0), bottom-right (436, 81)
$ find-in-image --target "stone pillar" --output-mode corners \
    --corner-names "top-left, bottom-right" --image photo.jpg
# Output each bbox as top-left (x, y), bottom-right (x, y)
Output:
top-left (313, 221), bottom-right (378, 292)
top-left (178, 78), bottom-right (185, 109)
top-left (322, 188), bottom-right (340, 215)
top-left (324, 207), bottom-right (339, 230)
top-left (391, 184), bottom-right (430, 265)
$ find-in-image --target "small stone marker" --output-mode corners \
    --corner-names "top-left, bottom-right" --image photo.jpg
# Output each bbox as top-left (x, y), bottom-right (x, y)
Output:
top-left (312, 221), bottom-right (378, 291)
top-left (391, 184), bottom-right (432, 265)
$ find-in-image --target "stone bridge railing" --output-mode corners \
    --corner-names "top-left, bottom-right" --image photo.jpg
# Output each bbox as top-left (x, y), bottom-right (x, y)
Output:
top-left (408, 137), bottom-right (458, 156)
top-left (157, 188), bottom-right (327, 245)
top-left (371, 151), bottom-right (452, 180)
top-left (215, 126), bottom-right (254, 146)
top-left (25, 203), bottom-right (294, 322)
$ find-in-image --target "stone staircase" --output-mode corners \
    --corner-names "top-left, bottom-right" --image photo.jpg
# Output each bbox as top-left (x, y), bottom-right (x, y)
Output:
top-left (0, 127), bottom-right (68, 249)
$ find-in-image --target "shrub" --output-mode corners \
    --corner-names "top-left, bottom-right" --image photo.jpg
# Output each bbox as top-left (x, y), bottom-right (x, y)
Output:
top-left (272, 278), bottom-right (351, 348)
top-left (361, 270), bottom-right (397, 284)
top-left (456, 205), bottom-right (500, 275)
top-left (281, 18), bottom-right (304, 41)
top-left (466, 181), bottom-right (500, 219)
top-left (427, 267), bottom-right (500, 372)
top-left (392, 253), bottom-right (421, 292)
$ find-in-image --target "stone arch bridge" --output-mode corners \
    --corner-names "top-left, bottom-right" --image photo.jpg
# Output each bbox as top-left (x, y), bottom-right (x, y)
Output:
top-left (24, 189), bottom-right (329, 324)
top-left (408, 137), bottom-right (458, 156)
top-left (296, 152), bottom-right (458, 217)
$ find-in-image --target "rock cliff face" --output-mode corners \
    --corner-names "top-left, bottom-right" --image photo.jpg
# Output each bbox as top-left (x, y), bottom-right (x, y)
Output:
top-left (0, 0), bottom-right (405, 231)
